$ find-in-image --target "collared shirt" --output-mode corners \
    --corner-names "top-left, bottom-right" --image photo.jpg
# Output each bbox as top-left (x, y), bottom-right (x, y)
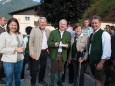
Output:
top-left (59, 29), bottom-right (64, 38)
top-left (89, 28), bottom-right (111, 59)
top-left (58, 29), bottom-right (64, 52)
top-left (23, 35), bottom-right (29, 48)
top-left (101, 31), bottom-right (111, 59)
top-left (77, 33), bottom-right (83, 37)
top-left (0, 25), bottom-right (4, 28)
top-left (82, 27), bottom-right (93, 37)
top-left (74, 33), bottom-right (83, 42)
top-left (41, 30), bottom-right (48, 49)
top-left (0, 25), bottom-right (5, 32)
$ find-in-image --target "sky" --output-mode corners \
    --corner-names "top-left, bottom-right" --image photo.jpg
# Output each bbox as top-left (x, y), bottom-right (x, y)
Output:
top-left (33, 0), bottom-right (40, 2)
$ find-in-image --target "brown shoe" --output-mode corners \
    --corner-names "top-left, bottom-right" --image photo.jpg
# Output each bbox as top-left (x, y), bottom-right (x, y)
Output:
top-left (0, 79), bottom-right (5, 84)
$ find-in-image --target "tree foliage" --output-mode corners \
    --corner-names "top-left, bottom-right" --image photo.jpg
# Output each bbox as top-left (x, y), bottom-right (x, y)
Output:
top-left (82, 0), bottom-right (115, 21)
top-left (39, 0), bottom-right (93, 27)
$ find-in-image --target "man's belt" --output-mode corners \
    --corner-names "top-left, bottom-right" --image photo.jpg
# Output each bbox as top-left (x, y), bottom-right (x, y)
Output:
top-left (41, 48), bottom-right (47, 51)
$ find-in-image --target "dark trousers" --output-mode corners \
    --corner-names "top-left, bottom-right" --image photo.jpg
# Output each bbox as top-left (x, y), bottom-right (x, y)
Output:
top-left (68, 63), bottom-right (74, 83)
top-left (62, 61), bottom-right (74, 83)
top-left (104, 60), bottom-right (115, 85)
top-left (105, 60), bottom-right (111, 84)
top-left (21, 53), bottom-right (32, 79)
top-left (0, 64), bottom-right (5, 78)
top-left (62, 48), bottom-right (74, 83)
top-left (0, 54), bottom-right (5, 79)
top-left (30, 50), bottom-right (48, 85)
top-left (72, 60), bottom-right (85, 86)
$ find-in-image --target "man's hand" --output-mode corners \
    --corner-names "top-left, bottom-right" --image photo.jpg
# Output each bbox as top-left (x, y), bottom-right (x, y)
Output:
top-left (62, 44), bottom-right (68, 48)
top-left (55, 42), bottom-right (59, 47)
top-left (67, 59), bottom-right (71, 64)
top-left (47, 49), bottom-right (50, 54)
top-left (96, 60), bottom-right (105, 70)
top-left (31, 54), bottom-right (36, 60)
top-left (79, 57), bottom-right (85, 63)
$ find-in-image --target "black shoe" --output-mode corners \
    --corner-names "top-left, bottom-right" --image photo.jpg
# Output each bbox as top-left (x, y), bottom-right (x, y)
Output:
top-left (21, 76), bottom-right (24, 79)
top-left (0, 79), bottom-right (5, 84)
top-left (27, 67), bottom-right (30, 70)
top-left (50, 85), bottom-right (54, 86)
top-left (31, 84), bottom-right (35, 86)
top-left (104, 81), bottom-right (110, 86)
top-left (57, 81), bottom-right (63, 86)
top-left (69, 80), bottom-right (73, 84)
top-left (40, 81), bottom-right (48, 86)
top-left (61, 75), bottom-right (65, 82)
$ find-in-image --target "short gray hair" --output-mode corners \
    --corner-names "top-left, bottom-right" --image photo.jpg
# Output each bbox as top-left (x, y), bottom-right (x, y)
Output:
top-left (91, 15), bottom-right (101, 22)
top-left (38, 17), bottom-right (47, 23)
top-left (0, 16), bottom-right (6, 20)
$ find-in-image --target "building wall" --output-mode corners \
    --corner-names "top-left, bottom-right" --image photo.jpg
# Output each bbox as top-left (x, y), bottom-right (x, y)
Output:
top-left (13, 15), bottom-right (39, 34)
top-left (101, 22), bottom-right (115, 29)
top-left (46, 25), bottom-right (55, 31)
top-left (13, 15), bottom-right (55, 34)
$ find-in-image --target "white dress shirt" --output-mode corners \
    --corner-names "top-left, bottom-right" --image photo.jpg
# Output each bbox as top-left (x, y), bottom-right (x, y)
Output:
top-left (23, 35), bottom-right (31, 48)
top-left (89, 29), bottom-right (111, 60)
top-left (101, 31), bottom-right (111, 59)
top-left (23, 35), bottom-right (28, 48)
top-left (58, 30), bottom-right (64, 52)
top-left (41, 30), bottom-right (48, 49)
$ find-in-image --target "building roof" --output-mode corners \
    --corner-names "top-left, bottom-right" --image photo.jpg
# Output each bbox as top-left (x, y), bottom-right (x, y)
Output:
top-left (9, 4), bottom-right (39, 15)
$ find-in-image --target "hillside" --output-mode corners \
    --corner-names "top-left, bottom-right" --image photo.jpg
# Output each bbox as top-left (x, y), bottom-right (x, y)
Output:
top-left (0, 0), bottom-right (39, 18)
top-left (81, 0), bottom-right (115, 21)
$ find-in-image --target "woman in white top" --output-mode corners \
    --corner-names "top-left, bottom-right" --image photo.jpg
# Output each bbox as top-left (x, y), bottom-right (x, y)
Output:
top-left (0, 18), bottom-right (24, 86)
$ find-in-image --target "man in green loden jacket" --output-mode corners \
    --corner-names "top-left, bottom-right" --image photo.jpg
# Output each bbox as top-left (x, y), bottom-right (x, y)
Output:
top-left (48, 19), bottom-right (71, 86)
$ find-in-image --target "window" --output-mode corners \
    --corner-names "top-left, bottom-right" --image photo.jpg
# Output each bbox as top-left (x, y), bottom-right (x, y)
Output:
top-left (25, 17), bottom-right (30, 21)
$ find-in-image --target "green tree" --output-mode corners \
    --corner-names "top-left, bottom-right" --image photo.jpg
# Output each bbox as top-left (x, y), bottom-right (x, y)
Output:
top-left (39, 0), bottom-right (93, 27)
top-left (82, 0), bottom-right (115, 21)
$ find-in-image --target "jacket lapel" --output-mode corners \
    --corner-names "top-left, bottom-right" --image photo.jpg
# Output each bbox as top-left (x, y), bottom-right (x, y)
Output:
top-left (45, 29), bottom-right (49, 39)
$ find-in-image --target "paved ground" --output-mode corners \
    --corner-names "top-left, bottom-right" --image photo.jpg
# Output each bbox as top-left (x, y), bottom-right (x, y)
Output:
top-left (0, 58), bottom-right (115, 86)
top-left (0, 58), bottom-right (73, 86)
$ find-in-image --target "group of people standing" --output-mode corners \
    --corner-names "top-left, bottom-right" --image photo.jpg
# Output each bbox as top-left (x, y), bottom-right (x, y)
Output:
top-left (0, 15), bottom-right (114, 86)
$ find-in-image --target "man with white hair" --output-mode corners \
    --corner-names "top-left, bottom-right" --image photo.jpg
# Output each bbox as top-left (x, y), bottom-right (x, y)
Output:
top-left (48, 19), bottom-right (71, 86)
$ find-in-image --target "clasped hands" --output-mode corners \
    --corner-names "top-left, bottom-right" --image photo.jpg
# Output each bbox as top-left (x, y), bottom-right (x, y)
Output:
top-left (55, 42), bottom-right (68, 48)
top-left (15, 47), bottom-right (24, 53)
top-left (79, 57), bottom-right (85, 63)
